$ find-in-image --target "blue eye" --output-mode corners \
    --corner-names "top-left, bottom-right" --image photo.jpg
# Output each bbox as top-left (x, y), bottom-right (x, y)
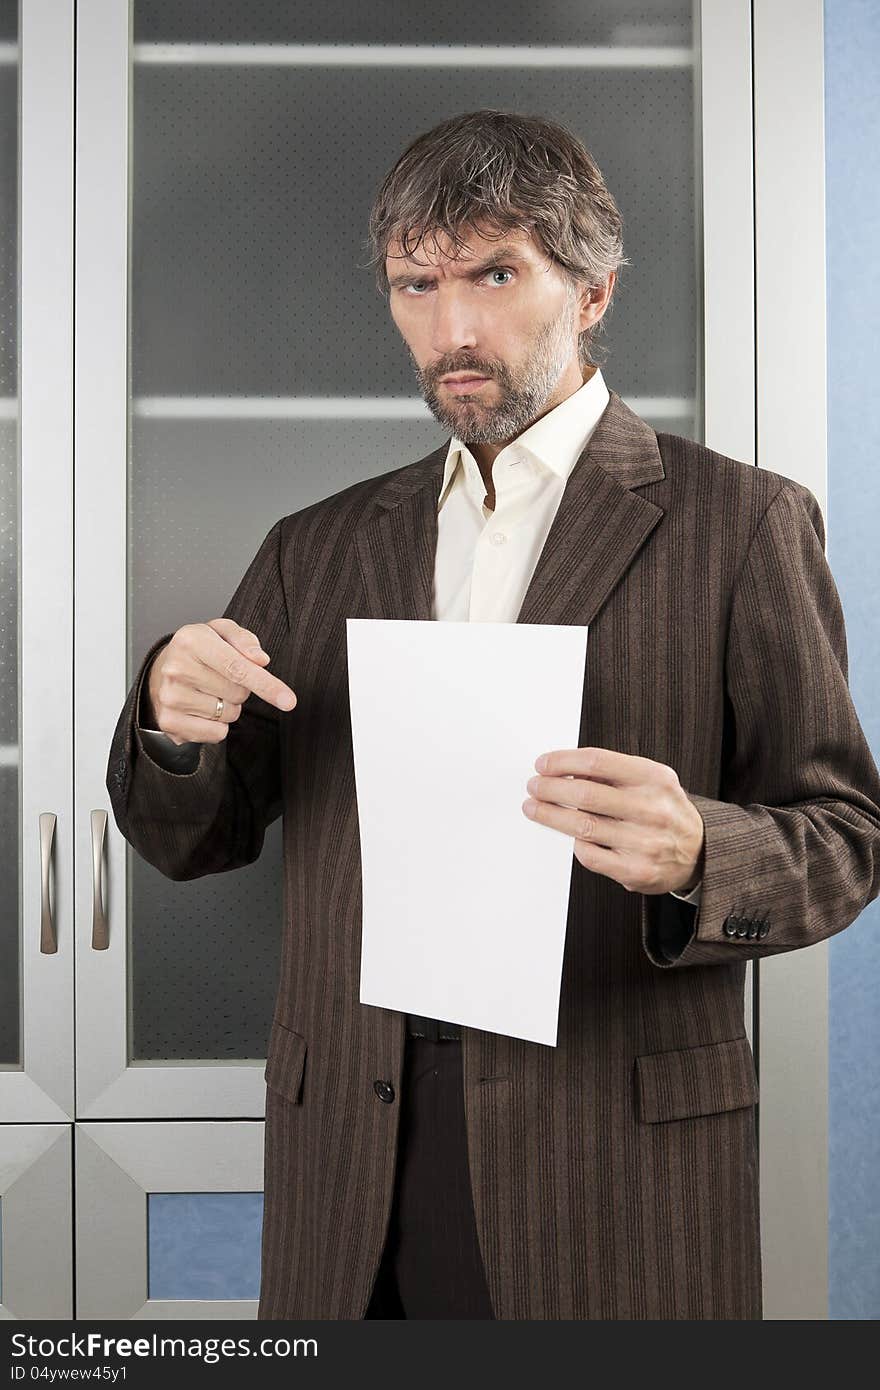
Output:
top-left (403, 267), bottom-right (514, 295)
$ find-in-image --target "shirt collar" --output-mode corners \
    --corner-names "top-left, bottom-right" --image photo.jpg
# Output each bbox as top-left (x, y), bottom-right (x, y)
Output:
top-left (437, 365), bottom-right (610, 511)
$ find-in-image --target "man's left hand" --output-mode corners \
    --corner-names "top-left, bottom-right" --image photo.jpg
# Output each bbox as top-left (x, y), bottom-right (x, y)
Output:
top-left (522, 747), bottom-right (705, 896)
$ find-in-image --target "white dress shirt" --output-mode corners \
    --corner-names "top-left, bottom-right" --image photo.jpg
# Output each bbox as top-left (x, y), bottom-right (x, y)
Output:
top-left (139, 363), bottom-right (701, 904)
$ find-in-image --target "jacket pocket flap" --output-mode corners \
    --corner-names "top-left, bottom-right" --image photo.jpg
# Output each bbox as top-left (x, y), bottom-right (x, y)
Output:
top-left (634, 1036), bottom-right (758, 1123)
top-left (263, 1019), bottom-right (308, 1104)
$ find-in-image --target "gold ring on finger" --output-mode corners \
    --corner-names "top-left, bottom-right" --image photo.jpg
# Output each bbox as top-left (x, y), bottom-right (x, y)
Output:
top-left (214, 697), bottom-right (224, 720)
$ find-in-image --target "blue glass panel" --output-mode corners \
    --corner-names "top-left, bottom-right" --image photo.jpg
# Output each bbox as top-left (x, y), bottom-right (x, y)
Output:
top-left (825, 0), bottom-right (880, 1324)
top-left (147, 1192), bottom-right (264, 1300)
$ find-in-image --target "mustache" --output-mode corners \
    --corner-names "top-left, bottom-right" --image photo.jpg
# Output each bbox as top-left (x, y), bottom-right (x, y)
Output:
top-left (428, 364), bottom-right (504, 385)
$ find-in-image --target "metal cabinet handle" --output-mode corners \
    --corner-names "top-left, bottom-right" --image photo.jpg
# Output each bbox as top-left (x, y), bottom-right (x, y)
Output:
top-left (91, 808), bottom-right (108, 950)
top-left (39, 812), bottom-right (57, 953)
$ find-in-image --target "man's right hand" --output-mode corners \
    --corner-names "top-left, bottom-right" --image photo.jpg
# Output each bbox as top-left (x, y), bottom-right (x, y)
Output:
top-left (145, 618), bottom-right (297, 747)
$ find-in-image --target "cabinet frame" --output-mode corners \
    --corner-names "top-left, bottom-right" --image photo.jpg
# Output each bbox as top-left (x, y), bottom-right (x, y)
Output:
top-left (2, 0), bottom-right (76, 1126)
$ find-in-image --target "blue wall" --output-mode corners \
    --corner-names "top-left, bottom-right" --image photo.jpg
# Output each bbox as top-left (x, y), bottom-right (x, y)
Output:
top-left (825, 0), bottom-right (880, 1322)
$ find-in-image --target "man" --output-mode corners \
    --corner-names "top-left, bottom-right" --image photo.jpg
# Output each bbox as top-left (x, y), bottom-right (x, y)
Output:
top-left (106, 110), bottom-right (880, 1320)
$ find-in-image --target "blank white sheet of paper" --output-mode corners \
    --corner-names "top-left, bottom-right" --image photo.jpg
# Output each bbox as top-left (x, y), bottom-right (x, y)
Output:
top-left (346, 618), bottom-right (589, 1047)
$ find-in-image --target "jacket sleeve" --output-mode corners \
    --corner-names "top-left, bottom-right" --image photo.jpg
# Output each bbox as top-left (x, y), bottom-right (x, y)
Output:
top-left (105, 517), bottom-right (291, 881)
top-left (136, 724), bottom-right (201, 773)
top-left (642, 480), bottom-right (880, 968)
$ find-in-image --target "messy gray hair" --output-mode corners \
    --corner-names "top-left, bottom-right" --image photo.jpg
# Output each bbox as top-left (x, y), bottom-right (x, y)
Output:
top-left (364, 108), bottom-right (630, 368)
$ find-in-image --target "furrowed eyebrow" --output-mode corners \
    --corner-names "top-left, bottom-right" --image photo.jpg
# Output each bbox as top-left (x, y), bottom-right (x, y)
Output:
top-left (387, 249), bottom-right (528, 288)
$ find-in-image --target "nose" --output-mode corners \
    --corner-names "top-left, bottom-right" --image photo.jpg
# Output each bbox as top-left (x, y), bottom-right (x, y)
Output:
top-left (429, 288), bottom-right (479, 359)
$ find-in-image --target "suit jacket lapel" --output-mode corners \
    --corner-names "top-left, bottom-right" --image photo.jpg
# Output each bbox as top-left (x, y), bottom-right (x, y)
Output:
top-left (354, 388), bottom-right (666, 629)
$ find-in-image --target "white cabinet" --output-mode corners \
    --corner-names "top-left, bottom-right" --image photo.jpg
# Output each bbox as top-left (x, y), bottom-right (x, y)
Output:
top-left (0, 0), bottom-right (829, 1320)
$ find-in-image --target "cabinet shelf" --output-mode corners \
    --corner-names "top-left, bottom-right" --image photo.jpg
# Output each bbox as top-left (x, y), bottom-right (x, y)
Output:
top-left (131, 43), bottom-right (694, 68)
top-left (130, 394), bottom-right (694, 420)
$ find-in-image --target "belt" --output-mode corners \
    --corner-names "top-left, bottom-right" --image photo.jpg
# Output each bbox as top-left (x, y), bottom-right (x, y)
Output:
top-left (406, 1013), bottom-right (461, 1041)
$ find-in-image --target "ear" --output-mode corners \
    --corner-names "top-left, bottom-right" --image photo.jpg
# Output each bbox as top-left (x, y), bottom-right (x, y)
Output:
top-left (581, 271), bottom-right (615, 329)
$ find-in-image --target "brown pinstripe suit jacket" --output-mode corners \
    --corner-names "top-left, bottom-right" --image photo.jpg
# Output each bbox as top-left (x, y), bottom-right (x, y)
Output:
top-left (106, 389), bottom-right (880, 1319)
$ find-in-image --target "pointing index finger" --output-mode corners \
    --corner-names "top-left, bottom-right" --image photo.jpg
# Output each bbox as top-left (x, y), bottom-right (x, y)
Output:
top-left (236, 654), bottom-right (297, 709)
top-left (205, 627), bottom-right (297, 709)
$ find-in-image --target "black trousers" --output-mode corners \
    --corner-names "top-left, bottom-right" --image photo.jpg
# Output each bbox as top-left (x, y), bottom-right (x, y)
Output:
top-left (363, 1034), bottom-right (496, 1319)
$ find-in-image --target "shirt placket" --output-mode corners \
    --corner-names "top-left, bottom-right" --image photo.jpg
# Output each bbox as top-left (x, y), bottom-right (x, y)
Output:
top-left (469, 453), bottom-right (534, 623)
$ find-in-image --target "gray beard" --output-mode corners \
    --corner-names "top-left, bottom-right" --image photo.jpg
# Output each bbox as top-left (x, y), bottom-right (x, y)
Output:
top-left (411, 300), bottom-right (579, 446)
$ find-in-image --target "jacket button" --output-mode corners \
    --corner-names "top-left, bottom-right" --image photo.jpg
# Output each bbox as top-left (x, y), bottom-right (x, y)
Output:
top-left (758, 920), bottom-right (770, 938)
top-left (373, 1080), bottom-right (395, 1103)
top-left (723, 917), bottom-right (738, 937)
top-left (736, 923), bottom-right (749, 937)
top-left (747, 923), bottom-right (759, 938)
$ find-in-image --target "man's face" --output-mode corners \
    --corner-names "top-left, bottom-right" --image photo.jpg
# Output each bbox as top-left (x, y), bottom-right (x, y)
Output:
top-left (385, 221), bottom-right (610, 446)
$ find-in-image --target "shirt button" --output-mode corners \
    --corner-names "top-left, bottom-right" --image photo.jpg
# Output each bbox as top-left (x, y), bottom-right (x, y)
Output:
top-left (490, 532), bottom-right (507, 546)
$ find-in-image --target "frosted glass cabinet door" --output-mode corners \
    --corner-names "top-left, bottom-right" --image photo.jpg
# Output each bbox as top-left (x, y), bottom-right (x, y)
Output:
top-left (76, 0), bottom-right (754, 1119)
top-left (0, 0), bottom-right (75, 1124)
